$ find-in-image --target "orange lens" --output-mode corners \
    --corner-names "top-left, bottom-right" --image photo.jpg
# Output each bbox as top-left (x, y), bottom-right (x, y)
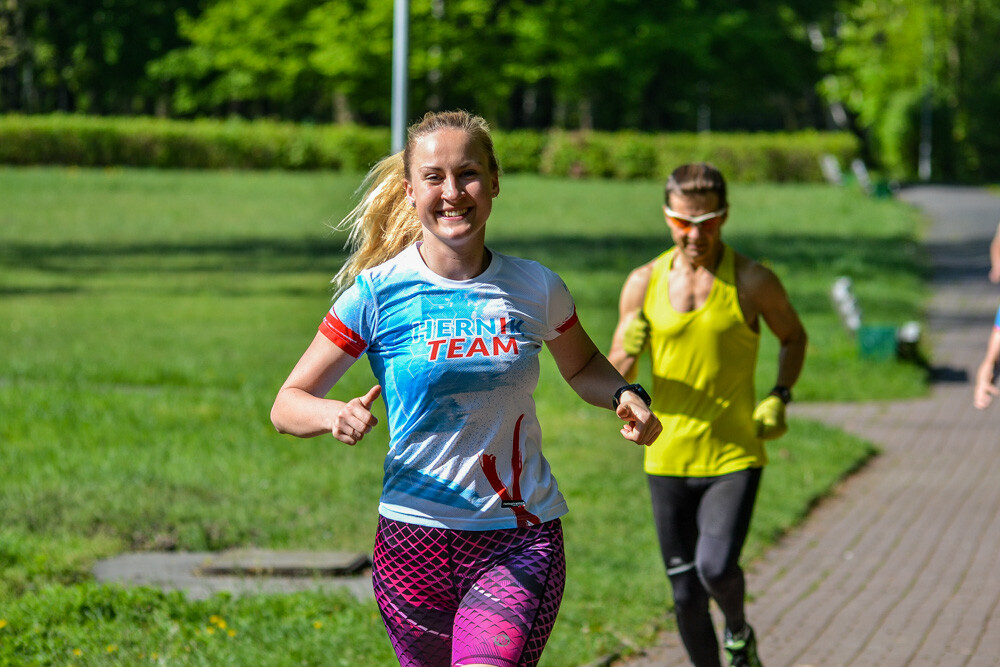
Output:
top-left (668, 215), bottom-right (722, 232)
top-left (667, 215), bottom-right (694, 231)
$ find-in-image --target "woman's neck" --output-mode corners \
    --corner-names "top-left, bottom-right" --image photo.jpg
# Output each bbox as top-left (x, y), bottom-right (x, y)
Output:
top-left (417, 241), bottom-right (491, 281)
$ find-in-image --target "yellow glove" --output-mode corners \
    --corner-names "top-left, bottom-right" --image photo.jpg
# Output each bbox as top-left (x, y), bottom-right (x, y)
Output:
top-left (622, 311), bottom-right (650, 356)
top-left (752, 395), bottom-right (788, 440)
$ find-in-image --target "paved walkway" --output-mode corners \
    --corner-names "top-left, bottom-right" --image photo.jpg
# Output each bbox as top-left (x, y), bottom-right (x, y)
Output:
top-left (617, 186), bottom-right (1000, 667)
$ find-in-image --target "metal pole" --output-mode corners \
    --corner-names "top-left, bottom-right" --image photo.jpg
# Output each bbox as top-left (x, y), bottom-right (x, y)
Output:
top-left (391, 0), bottom-right (410, 153)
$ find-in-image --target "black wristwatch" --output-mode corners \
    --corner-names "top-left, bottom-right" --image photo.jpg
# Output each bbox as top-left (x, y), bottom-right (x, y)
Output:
top-left (769, 385), bottom-right (793, 404)
top-left (613, 383), bottom-right (652, 408)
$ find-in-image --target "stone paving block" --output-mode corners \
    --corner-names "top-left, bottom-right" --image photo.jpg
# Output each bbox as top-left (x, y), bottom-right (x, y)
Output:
top-left (196, 548), bottom-right (370, 577)
top-left (93, 550), bottom-right (374, 602)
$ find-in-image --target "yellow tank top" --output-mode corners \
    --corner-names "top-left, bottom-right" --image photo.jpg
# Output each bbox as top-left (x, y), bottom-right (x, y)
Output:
top-left (642, 245), bottom-right (764, 476)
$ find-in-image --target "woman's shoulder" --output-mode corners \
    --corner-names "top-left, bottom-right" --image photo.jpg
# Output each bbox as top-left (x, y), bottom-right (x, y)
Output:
top-left (359, 244), bottom-right (421, 279)
top-left (491, 249), bottom-right (559, 279)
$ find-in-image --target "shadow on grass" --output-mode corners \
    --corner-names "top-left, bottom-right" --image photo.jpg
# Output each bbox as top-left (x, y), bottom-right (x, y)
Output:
top-left (494, 231), bottom-right (928, 278)
top-left (0, 230), bottom-right (944, 328)
top-left (3, 230), bottom-right (932, 276)
top-left (1, 237), bottom-right (351, 275)
top-left (0, 285), bottom-right (85, 296)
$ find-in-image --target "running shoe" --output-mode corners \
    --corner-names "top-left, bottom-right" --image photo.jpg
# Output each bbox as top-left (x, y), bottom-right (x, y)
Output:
top-left (723, 624), bottom-right (762, 667)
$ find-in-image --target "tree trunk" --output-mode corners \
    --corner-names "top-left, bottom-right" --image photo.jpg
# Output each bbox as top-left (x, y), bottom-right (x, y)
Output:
top-left (333, 90), bottom-right (353, 124)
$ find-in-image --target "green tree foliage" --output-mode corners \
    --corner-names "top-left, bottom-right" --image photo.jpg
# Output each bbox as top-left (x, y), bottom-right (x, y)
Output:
top-left (306, 0), bottom-right (393, 122)
top-left (0, 0), bottom-right (19, 69)
top-left (401, 0), bottom-right (520, 126)
top-left (949, 0), bottom-right (1000, 180)
top-left (819, 0), bottom-right (940, 179)
top-left (0, 0), bottom-right (200, 114)
top-left (148, 0), bottom-right (325, 118)
top-left (820, 0), bottom-right (1000, 181)
top-left (425, 0), bottom-right (834, 131)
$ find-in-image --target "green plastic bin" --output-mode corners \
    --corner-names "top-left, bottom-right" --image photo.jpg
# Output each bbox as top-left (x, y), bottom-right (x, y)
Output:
top-left (858, 324), bottom-right (897, 360)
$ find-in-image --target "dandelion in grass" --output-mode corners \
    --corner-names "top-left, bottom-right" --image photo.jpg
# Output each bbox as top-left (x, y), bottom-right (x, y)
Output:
top-left (107, 644), bottom-right (118, 653)
top-left (205, 627), bottom-right (216, 635)
top-left (0, 619), bottom-right (6, 629)
top-left (313, 621), bottom-right (323, 629)
top-left (227, 629), bottom-right (237, 638)
top-left (72, 648), bottom-right (83, 656)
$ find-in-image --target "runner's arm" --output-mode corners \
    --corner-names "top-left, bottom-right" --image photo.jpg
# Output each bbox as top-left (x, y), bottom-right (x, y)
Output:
top-left (271, 332), bottom-right (381, 444)
top-left (608, 263), bottom-right (654, 382)
top-left (744, 262), bottom-right (808, 393)
top-left (547, 321), bottom-right (661, 445)
top-left (974, 325), bottom-right (1000, 409)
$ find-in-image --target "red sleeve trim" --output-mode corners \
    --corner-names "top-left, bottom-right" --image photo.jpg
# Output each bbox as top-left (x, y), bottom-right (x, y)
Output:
top-left (555, 308), bottom-right (579, 334)
top-left (319, 311), bottom-right (367, 358)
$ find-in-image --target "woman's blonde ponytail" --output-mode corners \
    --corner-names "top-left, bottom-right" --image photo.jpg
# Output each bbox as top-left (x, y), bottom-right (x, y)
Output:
top-left (331, 152), bottom-right (422, 293)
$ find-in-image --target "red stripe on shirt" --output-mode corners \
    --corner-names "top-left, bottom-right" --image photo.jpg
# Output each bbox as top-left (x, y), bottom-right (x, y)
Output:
top-left (319, 311), bottom-right (367, 358)
top-left (555, 308), bottom-right (579, 334)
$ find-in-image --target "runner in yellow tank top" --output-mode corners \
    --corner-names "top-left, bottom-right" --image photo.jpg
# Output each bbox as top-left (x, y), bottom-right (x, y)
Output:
top-left (642, 244), bottom-right (763, 477)
top-left (608, 164), bottom-right (807, 667)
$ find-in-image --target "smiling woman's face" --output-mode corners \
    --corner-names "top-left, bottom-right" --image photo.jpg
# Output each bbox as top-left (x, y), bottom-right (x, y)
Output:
top-left (404, 127), bottom-right (500, 255)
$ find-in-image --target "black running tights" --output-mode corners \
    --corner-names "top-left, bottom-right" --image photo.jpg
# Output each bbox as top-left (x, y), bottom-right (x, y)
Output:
top-left (648, 468), bottom-right (762, 667)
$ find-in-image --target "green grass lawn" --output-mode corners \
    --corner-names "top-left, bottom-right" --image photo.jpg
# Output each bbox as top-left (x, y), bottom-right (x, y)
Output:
top-left (0, 167), bottom-right (929, 665)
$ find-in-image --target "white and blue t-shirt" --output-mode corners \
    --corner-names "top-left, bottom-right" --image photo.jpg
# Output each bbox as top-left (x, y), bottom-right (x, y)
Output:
top-left (320, 243), bottom-right (578, 530)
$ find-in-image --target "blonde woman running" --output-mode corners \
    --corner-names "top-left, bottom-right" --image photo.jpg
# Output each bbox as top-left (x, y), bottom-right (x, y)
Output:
top-left (272, 110), bottom-right (661, 667)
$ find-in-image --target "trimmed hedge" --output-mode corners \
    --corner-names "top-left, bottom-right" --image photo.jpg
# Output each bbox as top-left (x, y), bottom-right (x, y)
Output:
top-left (0, 115), bottom-right (390, 172)
top-left (537, 129), bottom-right (860, 182)
top-left (0, 114), bottom-right (859, 182)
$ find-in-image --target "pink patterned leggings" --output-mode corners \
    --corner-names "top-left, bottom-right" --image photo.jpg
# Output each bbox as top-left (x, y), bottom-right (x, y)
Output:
top-left (372, 516), bottom-right (566, 667)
